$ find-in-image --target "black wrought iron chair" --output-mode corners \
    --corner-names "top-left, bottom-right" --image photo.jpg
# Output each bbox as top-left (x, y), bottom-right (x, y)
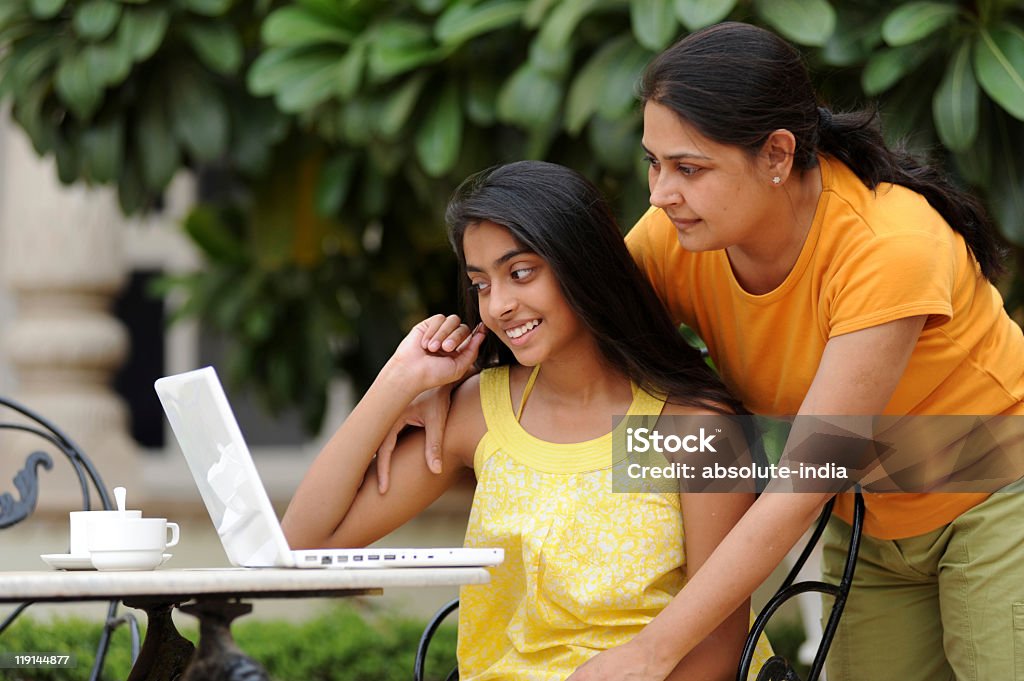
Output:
top-left (413, 597), bottom-right (459, 681)
top-left (0, 395), bottom-right (141, 681)
top-left (737, 490), bottom-right (866, 681)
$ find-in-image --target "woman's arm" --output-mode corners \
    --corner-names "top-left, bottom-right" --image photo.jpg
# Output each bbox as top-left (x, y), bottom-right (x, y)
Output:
top-left (281, 316), bottom-right (485, 549)
top-left (568, 315), bottom-right (926, 680)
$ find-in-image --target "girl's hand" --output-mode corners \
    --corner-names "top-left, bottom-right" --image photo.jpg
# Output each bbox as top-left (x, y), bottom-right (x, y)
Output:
top-left (388, 314), bottom-right (485, 391)
top-left (567, 642), bottom-right (671, 681)
top-left (376, 315), bottom-right (485, 493)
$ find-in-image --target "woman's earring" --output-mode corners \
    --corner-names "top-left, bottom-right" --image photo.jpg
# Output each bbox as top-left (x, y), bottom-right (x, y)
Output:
top-left (771, 176), bottom-right (782, 185)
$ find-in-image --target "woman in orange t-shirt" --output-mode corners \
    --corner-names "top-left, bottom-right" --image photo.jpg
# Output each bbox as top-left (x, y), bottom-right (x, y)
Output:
top-left (386, 22), bottom-right (1023, 681)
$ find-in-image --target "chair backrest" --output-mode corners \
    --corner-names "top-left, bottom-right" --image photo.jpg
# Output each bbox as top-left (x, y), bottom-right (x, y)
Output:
top-left (414, 597), bottom-right (460, 681)
top-left (0, 395), bottom-right (113, 529)
top-left (738, 490), bottom-right (866, 681)
top-left (0, 395), bottom-right (138, 681)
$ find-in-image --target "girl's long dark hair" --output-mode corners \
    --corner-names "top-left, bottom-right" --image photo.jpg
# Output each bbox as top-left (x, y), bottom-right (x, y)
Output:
top-left (640, 21), bottom-right (1004, 281)
top-left (446, 160), bottom-right (744, 415)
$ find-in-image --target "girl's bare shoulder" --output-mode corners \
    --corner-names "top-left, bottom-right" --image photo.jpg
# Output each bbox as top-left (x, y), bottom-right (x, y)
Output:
top-left (445, 373), bottom-right (487, 468)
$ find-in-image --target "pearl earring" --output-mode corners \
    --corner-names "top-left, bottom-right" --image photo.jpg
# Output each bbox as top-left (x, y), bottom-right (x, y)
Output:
top-left (772, 176), bottom-right (782, 185)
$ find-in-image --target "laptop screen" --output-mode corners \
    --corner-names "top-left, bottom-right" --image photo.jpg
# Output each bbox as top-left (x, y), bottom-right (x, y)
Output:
top-left (155, 367), bottom-right (293, 567)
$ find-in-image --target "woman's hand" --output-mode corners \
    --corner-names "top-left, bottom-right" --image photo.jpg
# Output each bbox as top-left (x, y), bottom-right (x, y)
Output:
top-left (567, 642), bottom-right (672, 681)
top-left (377, 315), bottom-right (484, 493)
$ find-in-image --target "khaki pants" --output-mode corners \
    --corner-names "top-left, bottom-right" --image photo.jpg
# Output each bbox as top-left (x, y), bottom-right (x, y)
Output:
top-left (822, 485), bottom-right (1024, 681)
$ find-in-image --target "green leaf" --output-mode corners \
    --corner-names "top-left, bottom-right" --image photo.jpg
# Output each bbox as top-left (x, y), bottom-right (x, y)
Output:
top-left (117, 156), bottom-right (147, 214)
top-left (524, 0), bottom-right (559, 28)
top-left (335, 41), bottom-right (366, 99)
top-left (276, 53), bottom-right (341, 111)
top-left (135, 93), bottom-right (179, 190)
top-left (117, 6), bottom-right (170, 62)
top-left (821, 11), bottom-right (882, 66)
top-left (262, 6), bottom-right (353, 47)
top-left (368, 20), bottom-right (438, 82)
top-left (83, 41), bottom-right (133, 87)
top-left (498, 63), bottom-right (561, 130)
top-left (933, 40), bottom-right (978, 152)
top-left (434, 0), bottom-right (525, 49)
top-left (567, 35), bottom-right (631, 135)
top-left (73, 0), bottom-right (121, 41)
top-left (881, 2), bottom-right (958, 47)
top-left (597, 41), bottom-right (651, 119)
top-left (168, 69), bottom-right (228, 161)
top-left (248, 47), bottom-right (335, 96)
top-left (415, 0), bottom-right (446, 14)
top-left (185, 205), bottom-right (248, 264)
top-left (182, 0), bottom-right (232, 17)
top-left (377, 72), bottom-right (428, 138)
top-left (228, 96), bottom-right (289, 173)
top-left (862, 44), bottom-right (929, 96)
top-left (28, 0), bottom-right (66, 20)
top-left (753, 0), bottom-right (836, 47)
top-left (989, 114), bottom-right (1024, 246)
top-left (674, 0), bottom-right (735, 31)
top-left (184, 22), bottom-right (243, 75)
top-left (588, 113), bottom-right (641, 172)
top-left (80, 116), bottom-right (123, 182)
top-left (54, 135), bottom-right (80, 184)
top-left (464, 71), bottom-right (499, 125)
top-left (3, 34), bottom-right (62, 96)
top-left (315, 153), bottom-right (357, 216)
top-left (631, 0), bottom-right (677, 51)
top-left (974, 26), bottom-right (1024, 121)
top-left (533, 0), bottom-right (602, 76)
top-left (415, 81), bottom-right (462, 178)
top-left (55, 51), bottom-right (104, 119)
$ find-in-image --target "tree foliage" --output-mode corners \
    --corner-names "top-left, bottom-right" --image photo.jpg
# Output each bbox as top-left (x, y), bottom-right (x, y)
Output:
top-left (1, 0), bottom-right (1022, 431)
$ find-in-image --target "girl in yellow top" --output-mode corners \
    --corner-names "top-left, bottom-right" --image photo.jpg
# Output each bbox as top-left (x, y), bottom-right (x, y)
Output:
top-left (282, 161), bottom-right (772, 680)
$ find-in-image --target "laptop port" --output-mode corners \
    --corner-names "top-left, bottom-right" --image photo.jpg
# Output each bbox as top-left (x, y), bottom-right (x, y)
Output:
top-left (384, 554), bottom-right (396, 560)
top-left (321, 556), bottom-right (332, 565)
top-left (353, 555), bottom-right (363, 561)
top-left (368, 554), bottom-right (379, 560)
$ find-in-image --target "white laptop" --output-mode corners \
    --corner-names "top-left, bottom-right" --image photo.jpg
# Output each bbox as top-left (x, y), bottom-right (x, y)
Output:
top-left (154, 366), bottom-right (503, 570)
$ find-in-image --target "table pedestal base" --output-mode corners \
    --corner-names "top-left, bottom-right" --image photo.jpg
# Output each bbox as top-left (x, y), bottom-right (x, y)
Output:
top-left (179, 600), bottom-right (270, 681)
top-left (123, 600), bottom-right (194, 681)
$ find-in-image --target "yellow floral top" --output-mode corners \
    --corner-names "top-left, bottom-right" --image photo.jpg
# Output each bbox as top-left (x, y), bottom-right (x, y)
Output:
top-left (457, 366), bottom-right (773, 680)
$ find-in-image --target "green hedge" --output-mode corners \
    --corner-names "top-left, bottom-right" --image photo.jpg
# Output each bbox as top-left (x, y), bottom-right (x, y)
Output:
top-left (0, 604), bottom-right (457, 681)
top-left (0, 606), bottom-right (803, 680)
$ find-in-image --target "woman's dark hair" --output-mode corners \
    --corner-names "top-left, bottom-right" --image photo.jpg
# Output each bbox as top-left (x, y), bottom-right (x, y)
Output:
top-left (640, 21), bottom-right (1005, 281)
top-left (445, 160), bottom-right (744, 415)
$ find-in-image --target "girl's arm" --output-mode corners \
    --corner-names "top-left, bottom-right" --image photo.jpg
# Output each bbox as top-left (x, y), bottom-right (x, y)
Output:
top-left (568, 314), bottom-right (926, 681)
top-left (281, 316), bottom-right (486, 550)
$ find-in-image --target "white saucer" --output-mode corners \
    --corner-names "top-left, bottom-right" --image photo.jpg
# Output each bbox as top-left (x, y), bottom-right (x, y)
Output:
top-left (40, 553), bottom-right (172, 571)
top-left (40, 553), bottom-right (94, 571)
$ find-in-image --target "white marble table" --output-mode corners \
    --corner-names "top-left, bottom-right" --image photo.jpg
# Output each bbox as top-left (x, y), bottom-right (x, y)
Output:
top-left (1, 567), bottom-right (490, 681)
top-left (0, 566), bottom-right (490, 602)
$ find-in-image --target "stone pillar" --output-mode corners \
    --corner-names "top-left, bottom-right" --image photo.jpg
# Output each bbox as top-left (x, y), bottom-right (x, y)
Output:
top-left (0, 123), bottom-right (139, 508)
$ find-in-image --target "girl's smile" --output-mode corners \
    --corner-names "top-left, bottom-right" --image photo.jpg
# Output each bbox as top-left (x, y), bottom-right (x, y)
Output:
top-left (463, 220), bottom-right (585, 365)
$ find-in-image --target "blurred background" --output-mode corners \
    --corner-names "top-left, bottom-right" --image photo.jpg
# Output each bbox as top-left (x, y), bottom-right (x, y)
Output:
top-left (0, 0), bottom-right (1021, 657)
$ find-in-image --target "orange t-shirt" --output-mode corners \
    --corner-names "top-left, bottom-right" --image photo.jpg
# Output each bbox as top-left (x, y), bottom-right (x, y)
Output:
top-left (626, 155), bottom-right (1024, 539)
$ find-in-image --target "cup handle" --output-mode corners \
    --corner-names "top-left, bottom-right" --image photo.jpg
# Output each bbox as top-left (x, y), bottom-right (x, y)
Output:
top-left (165, 522), bottom-right (180, 549)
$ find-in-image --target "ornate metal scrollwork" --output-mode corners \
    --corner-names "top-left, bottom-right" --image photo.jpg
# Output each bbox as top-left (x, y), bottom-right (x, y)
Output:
top-left (0, 450), bottom-right (53, 529)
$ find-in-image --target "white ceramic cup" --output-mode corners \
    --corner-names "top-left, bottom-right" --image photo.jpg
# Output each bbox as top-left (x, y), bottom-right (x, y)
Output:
top-left (69, 510), bottom-right (141, 556)
top-left (87, 516), bottom-right (180, 552)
